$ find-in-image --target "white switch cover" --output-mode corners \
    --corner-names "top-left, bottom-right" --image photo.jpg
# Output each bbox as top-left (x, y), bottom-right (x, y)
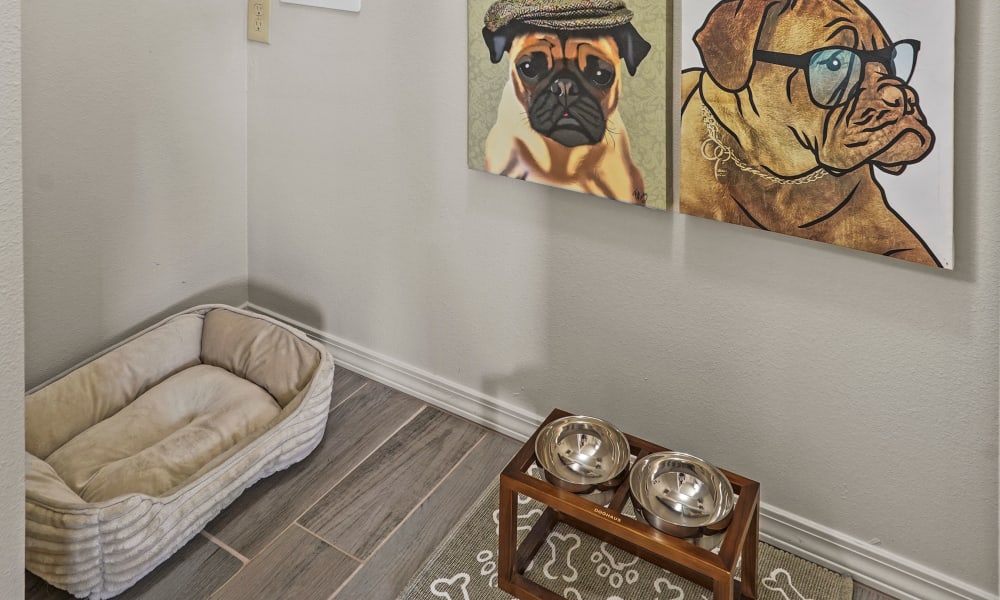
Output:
top-left (281, 0), bottom-right (360, 12)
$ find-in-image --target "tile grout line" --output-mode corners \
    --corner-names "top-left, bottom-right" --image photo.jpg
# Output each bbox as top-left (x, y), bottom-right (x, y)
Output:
top-left (205, 401), bottom-right (413, 600)
top-left (338, 381), bottom-right (369, 404)
top-left (328, 379), bottom-right (370, 413)
top-left (200, 530), bottom-right (251, 565)
top-left (242, 404), bottom-right (429, 566)
top-left (293, 522), bottom-right (365, 563)
top-left (326, 428), bottom-right (490, 600)
top-left (201, 528), bottom-right (260, 599)
top-left (206, 546), bottom-right (251, 600)
top-left (354, 428), bottom-right (490, 560)
top-left (208, 571), bottom-right (239, 600)
top-left (294, 402), bottom-right (428, 524)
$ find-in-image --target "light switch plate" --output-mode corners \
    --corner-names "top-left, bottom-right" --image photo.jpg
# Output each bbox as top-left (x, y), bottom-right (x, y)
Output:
top-left (281, 0), bottom-right (360, 13)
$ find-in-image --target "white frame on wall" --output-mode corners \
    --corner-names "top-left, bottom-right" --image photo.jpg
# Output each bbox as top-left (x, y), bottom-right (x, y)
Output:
top-left (280, 0), bottom-right (360, 12)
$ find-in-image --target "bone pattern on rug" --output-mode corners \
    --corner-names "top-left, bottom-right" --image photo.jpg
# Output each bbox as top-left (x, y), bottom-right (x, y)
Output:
top-left (397, 476), bottom-right (854, 600)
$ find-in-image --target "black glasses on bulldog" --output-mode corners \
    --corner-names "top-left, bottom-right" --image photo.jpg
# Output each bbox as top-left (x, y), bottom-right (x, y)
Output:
top-left (753, 40), bottom-right (920, 108)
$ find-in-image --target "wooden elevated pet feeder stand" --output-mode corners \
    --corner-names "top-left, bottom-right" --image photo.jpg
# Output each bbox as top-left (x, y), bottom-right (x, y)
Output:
top-left (498, 408), bottom-right (760, 600)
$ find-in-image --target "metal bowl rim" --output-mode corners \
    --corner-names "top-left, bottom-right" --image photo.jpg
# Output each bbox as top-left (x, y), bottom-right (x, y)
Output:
top-left (628, 450), bottom-right (735, 528)
top-left (534, 415), bottom-right (631, 486)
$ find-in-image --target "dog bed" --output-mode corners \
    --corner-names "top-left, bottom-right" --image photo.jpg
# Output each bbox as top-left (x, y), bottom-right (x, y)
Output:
top-left (25, 304), bottom-right (334, 599)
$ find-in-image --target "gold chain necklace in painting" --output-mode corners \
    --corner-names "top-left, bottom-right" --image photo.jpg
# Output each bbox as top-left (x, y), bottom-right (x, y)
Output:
top-left (700, 104), bottom-right (827, 185)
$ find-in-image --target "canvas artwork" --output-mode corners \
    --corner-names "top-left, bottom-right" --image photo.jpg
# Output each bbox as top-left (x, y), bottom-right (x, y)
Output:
top-left (679, 0), bottom-right (955, 268)
top-left (468, 0), bottom-right (671, 210)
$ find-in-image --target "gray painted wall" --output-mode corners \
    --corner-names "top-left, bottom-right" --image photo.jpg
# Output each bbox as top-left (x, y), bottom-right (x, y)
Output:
top-left (0, 0), bottom-right (24, 593)
top-left (15, 0), bottom-right (998, 594)
top-left (22, 0), bottom-right (250, 388)
top-left (247, 0), bottom-right (998, 593)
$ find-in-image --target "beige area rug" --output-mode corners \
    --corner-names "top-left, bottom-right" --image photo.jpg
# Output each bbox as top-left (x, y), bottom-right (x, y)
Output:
top-left (397, 476), bottom-right (854, 600)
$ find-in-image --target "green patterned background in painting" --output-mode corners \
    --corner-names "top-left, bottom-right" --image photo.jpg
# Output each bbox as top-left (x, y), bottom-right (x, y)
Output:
top-left (467, 0), bottom-right (672, 210)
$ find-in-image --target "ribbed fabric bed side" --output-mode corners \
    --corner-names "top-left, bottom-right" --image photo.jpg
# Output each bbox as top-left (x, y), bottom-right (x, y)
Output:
top-left (24, 305), bottom-right (335, 599)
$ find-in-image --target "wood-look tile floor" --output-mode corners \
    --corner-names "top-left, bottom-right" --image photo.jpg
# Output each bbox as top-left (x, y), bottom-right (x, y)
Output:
top-left (25, 366), bottom-right (898, 600)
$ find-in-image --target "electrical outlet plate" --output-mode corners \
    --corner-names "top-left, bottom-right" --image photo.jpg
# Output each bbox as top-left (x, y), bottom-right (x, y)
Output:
top-left (281, 0), bottom-right (360, 13)
top-left (248, 0), bottom-right (270, 43)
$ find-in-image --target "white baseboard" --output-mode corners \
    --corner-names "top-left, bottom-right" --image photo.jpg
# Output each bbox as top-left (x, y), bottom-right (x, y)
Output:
top-left (760, 506), bottom-right (997, 600)
top-left (246, 304), bottom-right (542, 441)
top-left (249, 303), bottom-right (998, 600)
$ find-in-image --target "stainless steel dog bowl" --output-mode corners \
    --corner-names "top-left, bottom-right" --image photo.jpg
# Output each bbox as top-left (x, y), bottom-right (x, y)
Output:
top-left (629, 451), bottom-right (735, 538)
top-left (534, 415), bottom-right (630, 500)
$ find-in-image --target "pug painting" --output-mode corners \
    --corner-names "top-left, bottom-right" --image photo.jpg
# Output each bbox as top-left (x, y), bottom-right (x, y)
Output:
top-left (680, 0), bottom-right (951, 267)
top-left (479, 0), bottom-right (654, 205)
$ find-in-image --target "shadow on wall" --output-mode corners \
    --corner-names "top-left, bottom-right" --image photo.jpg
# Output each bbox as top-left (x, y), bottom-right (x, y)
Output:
top-left (247, 280), bottom-right (326, 334)
top-left (26, 280), bottom-right (248, 391)
top-left (478, 180), bottom-right (677, 428)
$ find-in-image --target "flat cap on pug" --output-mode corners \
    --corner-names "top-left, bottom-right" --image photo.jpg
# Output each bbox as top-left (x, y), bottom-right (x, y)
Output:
top-left (484, 0), bottom-right (634, 32)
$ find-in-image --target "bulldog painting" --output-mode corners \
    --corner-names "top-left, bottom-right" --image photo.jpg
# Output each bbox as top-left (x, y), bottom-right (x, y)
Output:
top-left (680, 0), bottom-right (954, 267)
top-left (470, 0), bottom-right (671, 209)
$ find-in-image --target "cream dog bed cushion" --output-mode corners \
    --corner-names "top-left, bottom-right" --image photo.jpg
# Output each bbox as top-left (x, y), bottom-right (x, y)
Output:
top-left (25, 305), bottom-right (334, 599)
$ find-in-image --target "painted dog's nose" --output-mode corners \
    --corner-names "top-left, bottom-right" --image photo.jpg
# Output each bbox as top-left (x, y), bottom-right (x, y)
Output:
top-left (549, 78), bottom-right (579, 102)
top-left (867, 61), bottom-right (917, 112)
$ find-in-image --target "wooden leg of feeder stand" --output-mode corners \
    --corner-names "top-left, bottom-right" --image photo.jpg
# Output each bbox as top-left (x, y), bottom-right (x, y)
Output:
top-left (498, 480), bottom-right (517, 593)
top-left (714, 575), bottom-right (735, 599)
top-left (741, 508), bottom-right (759, 599)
